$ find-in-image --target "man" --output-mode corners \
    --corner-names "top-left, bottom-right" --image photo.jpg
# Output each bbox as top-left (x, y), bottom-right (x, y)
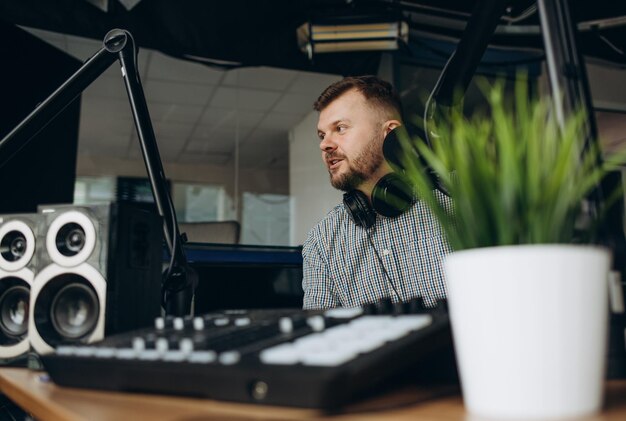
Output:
top-left (302, 75), bottom-right (450, 310)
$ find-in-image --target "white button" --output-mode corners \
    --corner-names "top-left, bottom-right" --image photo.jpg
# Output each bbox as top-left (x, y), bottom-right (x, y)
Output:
top-left (393, 315), bottom-right (432, 330)
top-left (156, 338), bottom-right (169, 352)
top-left (132, 337), bottom-right (146, 351)
top-left (138, 350), bottom-right (160, 361)
top-left (154, 317), bottom-right (165, 330)
top-left (279, 317), bottom-right (293, 333)
top-left (235, 317), bottom-right (250, 326)
top-left (219, 351), bottom-right (241, 365)
top-left (324, 307), bottom-right (363, 319)
top-left (301, 348), bottom-right (356, 367)
top-left (56, 346), bottom-right (77, 356)
top-left (94, 347), bottom-right (116, 358)
top-left (382, 249), bottom-right (391, 256)
top-left (214, 318), bottom-right (229, 326)
top-left (193, 317), bottom-right (205, 331)
top-left (179, 338), bottom-right (194, 353)
top-left (74, 347), bottom-right (96, 357)
top-left (173, 317), bottom-right (184, 330)
top-left (260, 344), bottom-right (299, 365)
top-left (115, 348), bottom-right (137, 359)
top-left (188, 351), bottom-right (217, 364)
top-left (307, 315), bottom-right (325, 332)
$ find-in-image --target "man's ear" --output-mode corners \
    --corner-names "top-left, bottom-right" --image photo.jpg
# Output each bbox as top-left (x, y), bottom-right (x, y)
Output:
top-left (383, 120), bottom-right (402, 135)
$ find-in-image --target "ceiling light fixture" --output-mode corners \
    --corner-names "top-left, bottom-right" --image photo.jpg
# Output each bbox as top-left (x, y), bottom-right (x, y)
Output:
top-left (297, 18), bottom-right (409, 59)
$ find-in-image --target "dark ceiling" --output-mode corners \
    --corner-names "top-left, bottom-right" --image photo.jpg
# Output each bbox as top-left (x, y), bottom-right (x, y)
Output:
top-left (1, 0), bottom-right (625, 76)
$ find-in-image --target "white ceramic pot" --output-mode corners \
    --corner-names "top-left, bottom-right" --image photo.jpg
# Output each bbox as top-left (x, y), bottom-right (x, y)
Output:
top-left (445, 244), bottom-right (610, 419)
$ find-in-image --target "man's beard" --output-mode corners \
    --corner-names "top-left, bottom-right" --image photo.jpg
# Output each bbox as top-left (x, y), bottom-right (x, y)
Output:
top-left (329, 135), bottom-right (384, 191)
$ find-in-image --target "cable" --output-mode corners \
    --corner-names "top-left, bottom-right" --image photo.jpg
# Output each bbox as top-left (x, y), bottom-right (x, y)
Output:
top-left (597, 34), bottom-right (625, 56)
top-left (365, 226), bottom-right (403, 302)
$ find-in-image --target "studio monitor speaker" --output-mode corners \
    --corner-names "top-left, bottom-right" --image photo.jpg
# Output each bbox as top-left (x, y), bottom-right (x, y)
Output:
top-left (29, 203), bottom-right (162, 354)
top-left (0, 213), bottom-right (39, 361)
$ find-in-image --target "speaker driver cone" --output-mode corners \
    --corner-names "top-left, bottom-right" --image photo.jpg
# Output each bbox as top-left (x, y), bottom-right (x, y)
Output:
top-left (33, 270), bottom-right (103, 349)
top-left (50, 283), bottom-right (99, 339)
top-left (0, 284), bottom-right (29, 339)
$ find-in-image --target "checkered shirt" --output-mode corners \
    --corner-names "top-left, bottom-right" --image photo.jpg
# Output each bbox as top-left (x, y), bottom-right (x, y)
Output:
top-left (302, 198), bottom-right (451, 310)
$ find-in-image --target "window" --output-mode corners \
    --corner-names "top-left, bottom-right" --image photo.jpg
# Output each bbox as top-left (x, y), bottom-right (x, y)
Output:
top-left (241, 193), bottom-right (290, 245)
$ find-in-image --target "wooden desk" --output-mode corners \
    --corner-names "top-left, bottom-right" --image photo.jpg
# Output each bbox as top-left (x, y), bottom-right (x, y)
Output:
top-left (0, 368), bottom-right (625, 421)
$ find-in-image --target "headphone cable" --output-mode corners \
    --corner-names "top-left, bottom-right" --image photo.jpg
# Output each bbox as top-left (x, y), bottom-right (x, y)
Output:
top-left (366, 226), bottom-right (403, 302)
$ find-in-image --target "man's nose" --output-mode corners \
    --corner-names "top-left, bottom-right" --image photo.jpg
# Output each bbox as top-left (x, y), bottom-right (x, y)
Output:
top-left (319, 134), bottom-right (337, 152)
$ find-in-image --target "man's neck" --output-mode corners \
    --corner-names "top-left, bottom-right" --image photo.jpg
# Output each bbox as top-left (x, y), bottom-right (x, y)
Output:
top-left (357, 164), bottom-right (395, 202)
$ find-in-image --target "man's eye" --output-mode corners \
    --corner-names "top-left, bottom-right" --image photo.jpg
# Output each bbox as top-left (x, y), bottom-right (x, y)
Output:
top-left (337, 125), bottom-right (346, 133)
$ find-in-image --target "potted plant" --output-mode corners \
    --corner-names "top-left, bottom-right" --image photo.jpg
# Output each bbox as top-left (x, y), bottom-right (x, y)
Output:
top-left (398, 76), bottom-right (626, 419)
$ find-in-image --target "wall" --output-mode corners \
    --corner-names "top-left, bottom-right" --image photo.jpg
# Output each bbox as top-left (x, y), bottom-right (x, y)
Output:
top-left (587, 62), bottom-right (626, 112)
top-left (289, 111), bottom-right (342, 246)
top-left (75, 154), bottom-right (289, 198)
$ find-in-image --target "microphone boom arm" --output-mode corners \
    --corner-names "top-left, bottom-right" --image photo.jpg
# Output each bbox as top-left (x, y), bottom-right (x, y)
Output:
top-left (0, 29), bottom-right (193, 315)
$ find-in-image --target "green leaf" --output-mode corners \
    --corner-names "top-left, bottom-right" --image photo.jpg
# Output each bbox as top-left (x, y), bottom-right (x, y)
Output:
top-left (400, 74), bottom-right (626, 250)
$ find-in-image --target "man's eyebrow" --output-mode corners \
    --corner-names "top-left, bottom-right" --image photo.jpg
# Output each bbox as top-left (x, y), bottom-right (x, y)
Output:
top-left (317, 118), bottom-right (351, 134)
top-left (319, 119), bottom-right (348, 130)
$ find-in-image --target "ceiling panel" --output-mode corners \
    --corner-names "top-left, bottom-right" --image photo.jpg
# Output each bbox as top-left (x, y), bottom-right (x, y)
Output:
top-left (288, 72), bottom-right (342, 95)
top-left (271, 92), bottom-right (315, 115)
top-left (188, 125), bottom-right (253, 150)
top-left (222, 67), bottom-right (298, 91)
top-left (199, 108), bottom-right (265, 128)
top-left (153, 137), bottom-right (186, 160)
top-left (244, 128), bottom-right (286, 145)
top-left (177, 152), bottom-right (232, 166)
top-left (238, 140), bottom-right (288, 169)
top-left (209, 87), bottom-right (281, 111)
top-left (147, 51), bottom-right (224, 85)
top-left (84, 75), bottom-right (130, 100)
top-left (258, 112), bottom-right (305, 130)
top-left (79, 117), bottom-right (134, 140)
top-left (80, 97), bottom-right (134, 121)
top-left (152, 120), bottom-right (195, 140)
top-left (78, 133), bottom-right (130, 157)
top-left (147, 102), bottom-right (204, 124)
top-left (144, 80), bottom-right (214, 105)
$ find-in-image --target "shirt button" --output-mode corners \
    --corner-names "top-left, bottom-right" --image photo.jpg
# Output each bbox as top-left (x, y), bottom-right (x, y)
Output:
top-left (382, 249), bottom-right (391, 256)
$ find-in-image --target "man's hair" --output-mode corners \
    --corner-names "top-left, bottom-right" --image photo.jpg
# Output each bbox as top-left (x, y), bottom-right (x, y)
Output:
top-left (313, 75), bottom-right (403, 120)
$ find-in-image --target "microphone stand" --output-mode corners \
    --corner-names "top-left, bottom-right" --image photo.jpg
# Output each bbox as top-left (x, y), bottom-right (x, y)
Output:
top-left (0, 29), bottom-right (195, 316)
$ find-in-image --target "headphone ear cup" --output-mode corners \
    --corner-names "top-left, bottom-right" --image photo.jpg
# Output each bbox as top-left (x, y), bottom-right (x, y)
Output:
top-left (383, 125), bottom-right (449, 197)
top-left (371, 173), bottom-right (413, 218)
top-left (343, 190), bottom-right (376, 228)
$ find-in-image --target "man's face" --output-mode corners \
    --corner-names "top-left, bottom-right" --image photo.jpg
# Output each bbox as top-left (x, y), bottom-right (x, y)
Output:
top-left (317, 89), bottom-right (387, 192)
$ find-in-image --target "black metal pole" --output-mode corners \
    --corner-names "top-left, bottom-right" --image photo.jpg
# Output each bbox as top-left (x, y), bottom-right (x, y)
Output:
top-left (538, 0), bottom-right (626, 379)
top-left (108, 29), bottom-right (195, 315)
top-left (537, 0), bottom-right (597, 139)
top-left (431, 0), bottom-right (509, 106)
top-left (537, 0), bottom-right (626, 263)
top-left (109, 30), bottom-right (178, 255)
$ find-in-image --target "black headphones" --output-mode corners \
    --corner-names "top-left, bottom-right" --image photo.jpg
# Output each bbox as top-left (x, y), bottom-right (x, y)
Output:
top-left (343, 125), bottom-right (445, 229)
top-left (343, 127), bottom-right (415, 229)
top-left (343, 172), bottom-right (413, 228)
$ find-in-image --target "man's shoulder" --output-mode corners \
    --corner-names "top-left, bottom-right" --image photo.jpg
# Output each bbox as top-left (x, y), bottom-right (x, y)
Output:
top-left (305, 203), bottom-right (348, 239)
